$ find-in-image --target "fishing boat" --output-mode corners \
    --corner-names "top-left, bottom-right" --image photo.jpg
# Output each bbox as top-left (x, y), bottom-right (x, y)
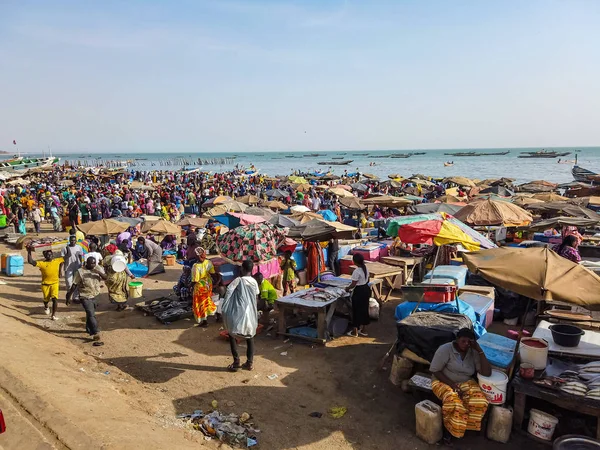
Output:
top-left (0, 156), bottom-right (60, 171)
top-left (391, 154), bottom-right (411, 159)
top-left (372, 155), bottom-right (391, 158)
top-left (444, 161), bottom-right (454, 167)
top-left (303, 153), bottom-right (325, 157)
top-left (411, 152), bottom-right (426, 155)
top-left (443, 151), bottom-right (510, 157)
top-left (572, 165), bottom-right (597, 182)
top-left (317, 160), bottom-right (353, 166)
top-left (518, 150), bottom-right (571, 158)
top-left (331, 157), bottom-right (345, 160)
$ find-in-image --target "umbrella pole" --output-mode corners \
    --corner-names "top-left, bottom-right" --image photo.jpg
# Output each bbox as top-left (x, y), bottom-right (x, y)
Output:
top-left (517, 297), bottom-right (533, 346)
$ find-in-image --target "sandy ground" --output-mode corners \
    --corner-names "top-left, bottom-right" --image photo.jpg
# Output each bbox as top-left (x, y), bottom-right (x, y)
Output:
top-left (0, 224), bottom-right (545, 449)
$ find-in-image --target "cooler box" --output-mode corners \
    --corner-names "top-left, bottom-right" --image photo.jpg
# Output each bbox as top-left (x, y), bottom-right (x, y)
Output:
top-left (477, 332), bottom-right (516, 373)
top-left (340, 255), bottom-right (354, 275)
top-left (6, 254), bottom-right (24, 277)
top-left (291, 244), bottom-right (307, 271)
top-left (423, 265), bottom-right (468, 288)
top-left (402, 284), bottom-right (458, 304)
top-left (351, 243), bottom-right (386, 262)
top-left (458, 285), bottom-right (495, 301)
top-left (211, 257), bottom-right (238, 284)
top-left (460, 292), bottom-right (495, 328)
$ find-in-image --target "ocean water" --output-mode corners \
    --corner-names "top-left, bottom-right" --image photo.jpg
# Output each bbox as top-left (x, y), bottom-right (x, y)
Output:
top-left (52, 147), bottom-right (600, 185)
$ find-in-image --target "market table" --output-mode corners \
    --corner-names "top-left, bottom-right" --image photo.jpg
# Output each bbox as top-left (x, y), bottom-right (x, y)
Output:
top-left (380, 255), bottom-right (424, 284)
top-left (512, 375), bottom-right (600, 440)
top-left (276, 286), bottom-right (347, 344)
top-left (533, 320), bottom-right (600, 360)
top-left (350, 261), bottom-right (404, 302)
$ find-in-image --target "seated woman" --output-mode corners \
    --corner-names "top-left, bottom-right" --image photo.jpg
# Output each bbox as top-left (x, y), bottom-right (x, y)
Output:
top-left (429, 328), bottom-right (491, 444)
top-left (552, 234), bottom-right (581, 263)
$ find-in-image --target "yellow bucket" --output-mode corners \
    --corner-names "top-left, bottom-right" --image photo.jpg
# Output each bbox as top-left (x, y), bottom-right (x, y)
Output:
top-left (128, 281), bottom-right (143, 298)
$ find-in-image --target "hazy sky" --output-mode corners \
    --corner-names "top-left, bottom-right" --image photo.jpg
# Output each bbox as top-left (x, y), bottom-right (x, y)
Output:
top-left (1, 0), bottom-right (599, 153)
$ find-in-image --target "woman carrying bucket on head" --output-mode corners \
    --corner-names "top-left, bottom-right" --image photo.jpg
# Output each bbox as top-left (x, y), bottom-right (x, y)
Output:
top-left (190, 247), bottom-right (218, 327)
top-left (429, 328), bottom-right (492, 445)
top-left (103, 242), bottom-right (135, 311)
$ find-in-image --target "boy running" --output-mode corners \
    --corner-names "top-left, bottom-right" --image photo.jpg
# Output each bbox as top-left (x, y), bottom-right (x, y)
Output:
top-left (27, 246), bottom-right (64, 320)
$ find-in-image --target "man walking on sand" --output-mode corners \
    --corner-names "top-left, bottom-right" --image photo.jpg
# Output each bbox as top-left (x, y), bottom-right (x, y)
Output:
top-left (61, 234), bottom-right (84, 302)
top-left (27, 246), bottom-right (64, 320)
top-left (66, 256), bottom-right (106, 341)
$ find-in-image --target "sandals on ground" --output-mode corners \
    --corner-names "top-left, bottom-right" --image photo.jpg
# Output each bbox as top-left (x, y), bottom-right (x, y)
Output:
top-left (227, 360), bottom-right (241, 372)
top-left (241, 361), bottom-right (254, 371)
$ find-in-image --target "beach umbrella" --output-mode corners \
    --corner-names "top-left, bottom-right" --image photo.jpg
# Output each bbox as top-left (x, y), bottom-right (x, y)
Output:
top-left (403, 194), bottom-right (425, 202)
top-left (202, 195), bottom-right (233, 206)
top-left (263, 200), bottom-right (288, 210)
top-left (236, 194), bottom-right (261, 205)
top-left (362, 173), bottom-right (379, 180)
top-left (245, 207), bottom-right (275, 219)
top-left (463, 247), bottom-right (600, 310)
top-left (294, 183), bottom-right (312, 192)
top-left (317, 209), bottom-right (338, 222)
top-left (288, 219), bottom-right (357, 241)
top-left (77, 219), bottom-right (129, 236)
top-left (217, 222), bottom-right (286, 263)
top-left (204, 205), bottom-right (229, 217)
top-left (269, 214), bottom-right (301, 228)
top-left (290, 211), bottom-right (323, 224)
top-left (130, 181), bottom-right (155, 191)
top-left (362, 195), bottom-right (412, 207)
top-left (142, 219), bottom-right (181, 235)
top-left (388, 174), bottom-right (404, 180)
top-left (409, 178), bottom-right (436, 187)
top-left (435, 195), bottom-right (462, 203)
top-left (528, 202), bottom-right (600, 219)
top-left (290, 205), bottom-right (311, 213)
top-left (176, 216), bottom-right (209, 228)
top-left (512, 196), bottom-right (544, 207)
top-left (265, 189), bottom-right (289, 199)
top-left (409, 203), bottom-right (464, 215)
top-left (219, 200), bottom-right (249, 212)
top-left (339, 196), bottom-right (364, 210)
top-left (328, 187), bottom-right (355, 197)
top-left (518, 181), bottom-right (557, 193)
top-left (454, 198), bottom-right (533, 227)
top-left (443, 176), bottom-right (476, 187)
top-left (288, 175), bottom-right (308, 184)
top-left (335, 184), bottom-right (353, 191)
top-left (113, 216), bottom-right (144, 227)
top-left (527, 216), bottom-right (600, 231)
top-left (386, 212), bottom-right (496, 251)
top-left (479, 186), bottom-right (514, 197)
top-left (213, 212), bottom-right (266, 229)
top-left (532, 192), bottom-right (568, 202)
top-left (351, 182), bottom-right (368, 192)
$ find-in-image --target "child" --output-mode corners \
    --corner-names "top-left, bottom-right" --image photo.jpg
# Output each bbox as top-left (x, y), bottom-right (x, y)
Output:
top-left (177, 238), bottom-right (187, 260)
top-left (254, 272), bottom-right (277, 309)
top-left (280, 250), bottom-right (297, 296)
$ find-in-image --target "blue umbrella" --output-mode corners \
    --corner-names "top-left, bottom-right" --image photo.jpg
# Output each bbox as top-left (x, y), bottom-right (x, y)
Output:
top-left (213, 214), bottom-right (239, 228)
top-left (317, 209), bottom-right (338, 222)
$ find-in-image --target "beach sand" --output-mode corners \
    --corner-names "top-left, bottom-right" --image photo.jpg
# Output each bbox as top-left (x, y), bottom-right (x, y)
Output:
top-left (0, 223), bottom-right (544, 449)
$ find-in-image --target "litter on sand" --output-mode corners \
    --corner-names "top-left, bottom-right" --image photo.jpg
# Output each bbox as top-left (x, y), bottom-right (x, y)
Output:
top-left (177, 409), bottom-right (260, 448)
top-left (328, 406), bottom-right (347, 419)
top-left (267, 374), bottom-right (279, 380)
top-left (280, 351), bottom-right (288, 356)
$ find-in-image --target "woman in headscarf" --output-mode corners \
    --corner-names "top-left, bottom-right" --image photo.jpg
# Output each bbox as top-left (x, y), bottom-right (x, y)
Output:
top-left (552, 234), bottom-right (581, 263)
top-left (191, 247), bottom-right (218, 327)
top-left (173, 264), bottom-right (193, 303)
top-left (103, 242), bottom-right (135, 311)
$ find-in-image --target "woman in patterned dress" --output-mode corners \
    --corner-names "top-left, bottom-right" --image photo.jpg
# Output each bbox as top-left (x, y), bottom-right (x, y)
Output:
top-left (191, 247), bottom-right (217, 327)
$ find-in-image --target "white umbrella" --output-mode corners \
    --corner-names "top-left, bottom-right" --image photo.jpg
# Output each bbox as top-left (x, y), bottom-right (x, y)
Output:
top-left (290, 205), bottom-right (310, 213)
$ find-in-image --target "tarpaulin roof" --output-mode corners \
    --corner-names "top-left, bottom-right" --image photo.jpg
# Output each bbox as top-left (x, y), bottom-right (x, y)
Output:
top-left (386, 212), bottom-right (496, 251)
top-left (525, 216), bottom-right (600, 231)
top-left (463, 247), bottom-right (600, 310)
top-left (288, 219), bottom-right (357, 242)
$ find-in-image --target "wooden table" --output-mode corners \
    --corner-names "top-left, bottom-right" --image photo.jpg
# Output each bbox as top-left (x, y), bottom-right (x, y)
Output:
top-left (380, 256), bottom-right (424, 283)
top-left (350, 261), bottom-right (404, 302)
top-left (276, 287), bottom-right (345, 345)
top-left (512, 376), bottom-right (600, 440)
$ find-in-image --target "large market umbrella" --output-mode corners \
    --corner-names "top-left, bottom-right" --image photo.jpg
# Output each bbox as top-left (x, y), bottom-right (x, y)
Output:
top-left (436, 195), bottom-right (462, 203)
top-left (362, 195), bottom-right (412, 207)
top-left (351, 183), bottom-right (368, 192)
top-left (236, 194), bottom-right (261, 205)
top-left (463, 247), bottom-right (600, 310)
top-left (527, 202), bottom-right (600, 219)
top-left (202, 195), bottom-right (233, 206)
top-left (213, 212), bottom-right (266, 229)
top-left (265, 189), bottom-right (289, 199)
top-left (217, 222), bottom-right (286, 263)
top-left (77, 219), bottom-right (129, 236)
top-left (512, 196), bottom-right (545, 207)
top-left (263, 200), bottom-right (288, 210)
top-left (245, 207), bottom-right (275, 219)
top-left (288, 219), bottom-right (357, 241)
top-left (386, 212), bottom-right (496, 251)
top-left (290, 211), bottom-right (323, 224)
top-left (444, 176), bottom-right (476, 187)
top-left (408, 203), bottom-right (463, 215)
top-left (288, 175), bottom-right (308, 184)
top-left (329, 187), bottom-right (355, 198)
top-left (518, 181), bottom-right (557, 193)
top-left (112, 216), bottom-right (144, 227)
top-left (454, 198), bottom-right (533, 227)
top-left (479, 186), bottom-right (514, 197)
top-left (290, 205), bottom-right (311, 213)
top-left (177, 216), bottom-right (209, 228)
top-left (388, 174), bottom-right (404, 180)
top-left (339, 196), bottom-right (364, 210)
top-left (317, 209), bottom-right (338, 222)
top-left (142, 219), bottom-right (181, 235)
top-left (269, 214), bottom-right (301, 228)
top-left (532, 192), bottom-right (568, 202)
top-left (379, 180), bottom-right (403, 189)
top-left (526, 216), bottom-right (600, 231)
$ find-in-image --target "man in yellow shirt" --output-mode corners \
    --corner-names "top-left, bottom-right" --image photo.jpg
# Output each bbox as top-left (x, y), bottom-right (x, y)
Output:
top-left (27, 247), bottom-right (64, 320)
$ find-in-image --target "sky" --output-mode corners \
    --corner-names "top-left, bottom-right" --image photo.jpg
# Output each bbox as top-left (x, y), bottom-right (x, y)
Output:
top-left (0, 0), bottom-right (599, 154)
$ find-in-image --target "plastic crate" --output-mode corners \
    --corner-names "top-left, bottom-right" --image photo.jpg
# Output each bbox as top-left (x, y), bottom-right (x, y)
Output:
top-left (401, 284), bottom-right (458, 304)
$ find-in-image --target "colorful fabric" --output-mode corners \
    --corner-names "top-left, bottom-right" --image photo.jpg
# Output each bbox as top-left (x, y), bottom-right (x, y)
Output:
top-left (102, 255), bottom-right (129, 304)
top-left (192, 259), bottom-right (216, 322)
top-left (280, 258), bottom-right (297, 281)
top-left (304, 241), bottom-right (325, 281)
top-left (431, 379), bottom-right (489, 438)
top-left (386, 212), bottom-right (496, 251)
top-left (217, 223), bottom-right (285, 263)
top-left (552, 243), bottom-right (581, 263)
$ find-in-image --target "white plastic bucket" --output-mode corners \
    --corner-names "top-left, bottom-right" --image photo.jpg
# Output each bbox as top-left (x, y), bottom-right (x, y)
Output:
top-left (111, 255), bottom-right (127, 273)
top-left (519, 338), bottom-right (549, 370)
top-left (477, 369), bottom-right (509, 405)
top-left (527, 408), bottom-right (558, 441)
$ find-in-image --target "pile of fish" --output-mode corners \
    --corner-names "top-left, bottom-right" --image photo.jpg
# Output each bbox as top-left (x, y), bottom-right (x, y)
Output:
top-left (558, 362), bottom-right (600, 400)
